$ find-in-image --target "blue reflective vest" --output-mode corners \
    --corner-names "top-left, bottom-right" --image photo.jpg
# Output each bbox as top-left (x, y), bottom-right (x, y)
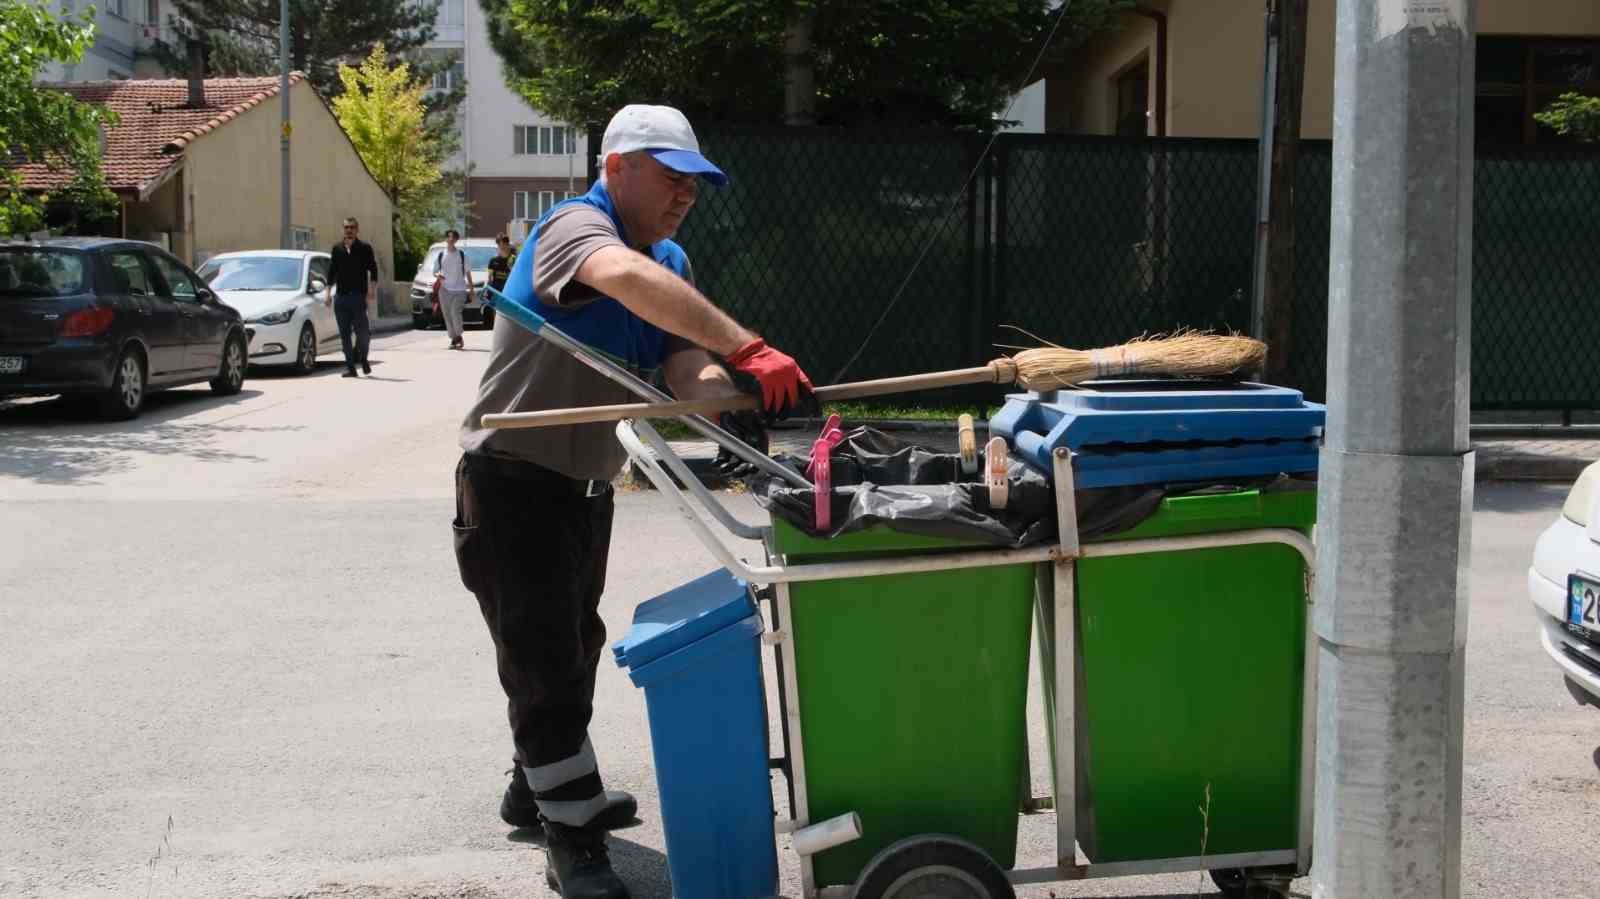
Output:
top-left (499, 181), bottom-right (688, 377)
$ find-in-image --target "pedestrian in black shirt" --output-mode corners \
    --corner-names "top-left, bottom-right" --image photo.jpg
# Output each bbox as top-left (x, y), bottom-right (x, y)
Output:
top-left (325, 217), bottom-right (380, 377)
top-left (487, 233), bottom-right (515, 295)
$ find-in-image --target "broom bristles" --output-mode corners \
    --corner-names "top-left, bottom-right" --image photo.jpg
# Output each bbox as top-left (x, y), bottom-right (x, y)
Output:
top-left (1000, 330), bottom-right (1267, 390)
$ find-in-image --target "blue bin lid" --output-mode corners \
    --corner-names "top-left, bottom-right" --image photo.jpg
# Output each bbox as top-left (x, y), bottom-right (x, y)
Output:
top-left (612, 569), bottom-right (756, 672)
top-left (991, 380), bottom-right (1325, 448)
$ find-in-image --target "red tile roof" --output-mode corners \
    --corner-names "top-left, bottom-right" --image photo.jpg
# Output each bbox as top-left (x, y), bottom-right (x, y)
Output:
top-left (17, 74), bottom-right (308, 199)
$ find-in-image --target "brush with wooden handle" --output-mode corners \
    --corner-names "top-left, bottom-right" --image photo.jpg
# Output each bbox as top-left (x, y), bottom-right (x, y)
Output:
top-left (479, 332), bottom-right (1265, 431)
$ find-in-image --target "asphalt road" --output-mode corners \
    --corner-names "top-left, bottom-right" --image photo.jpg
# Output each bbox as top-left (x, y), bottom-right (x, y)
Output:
top-left (2, 326), bottom-right (1596, 898)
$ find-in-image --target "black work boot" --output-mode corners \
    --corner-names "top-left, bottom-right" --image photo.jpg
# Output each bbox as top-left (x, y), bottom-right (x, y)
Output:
top-left (501, 767), bottom-right (638, 834)
top-left (543, 820), bottom-right (630, 898)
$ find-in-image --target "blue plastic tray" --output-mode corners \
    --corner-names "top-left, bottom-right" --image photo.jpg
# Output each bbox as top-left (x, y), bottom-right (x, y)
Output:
top-left (989, 380), bottom-right (1325, 487)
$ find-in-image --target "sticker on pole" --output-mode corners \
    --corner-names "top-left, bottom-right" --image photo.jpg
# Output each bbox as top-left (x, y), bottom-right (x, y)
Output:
top-left (1377, 0), bottom-right (1464, 38)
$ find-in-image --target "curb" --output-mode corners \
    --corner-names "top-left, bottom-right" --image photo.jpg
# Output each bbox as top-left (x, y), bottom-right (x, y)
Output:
top-left (1475, 456), bottom-right (1590, 483)
top-left (370, 317), bottom-right (416, 337)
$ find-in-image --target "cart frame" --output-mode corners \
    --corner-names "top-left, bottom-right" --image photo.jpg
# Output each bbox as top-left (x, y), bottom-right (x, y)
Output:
top-left (616, 419), bottom-right (1317, 897)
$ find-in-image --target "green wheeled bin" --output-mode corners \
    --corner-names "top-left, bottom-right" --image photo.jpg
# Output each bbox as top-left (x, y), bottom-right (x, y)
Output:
top-left (770, 520), bottom-right (1037, 889)
top-left (1038, 483), bottom-right (1317, 865)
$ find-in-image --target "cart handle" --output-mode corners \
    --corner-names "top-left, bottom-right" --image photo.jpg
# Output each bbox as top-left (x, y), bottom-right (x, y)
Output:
top-left (485, 288), bottom-right (810, 490)
top-left (631, 418), bottom-right (765, 541)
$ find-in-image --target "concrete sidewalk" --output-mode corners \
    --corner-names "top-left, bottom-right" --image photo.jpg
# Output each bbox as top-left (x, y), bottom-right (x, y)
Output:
top-left (655, 422), bottom-right (1600, 484)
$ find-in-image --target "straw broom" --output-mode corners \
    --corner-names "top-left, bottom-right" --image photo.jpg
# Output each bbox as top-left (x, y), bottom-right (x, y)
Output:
top-left (1002, 328), bottom-right (1266, 389)
top-left (481, 331), bottom-right (1266, 430)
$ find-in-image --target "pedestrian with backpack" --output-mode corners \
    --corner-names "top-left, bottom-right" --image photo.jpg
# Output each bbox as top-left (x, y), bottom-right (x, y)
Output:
top-left (434, 229), bottom-right (475, 349)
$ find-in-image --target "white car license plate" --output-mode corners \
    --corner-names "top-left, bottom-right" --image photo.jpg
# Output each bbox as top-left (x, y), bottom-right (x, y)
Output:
top-left (0, 356), bottom-right (25, 375)
top-left (1567, 574), bottom-right (1600, 637)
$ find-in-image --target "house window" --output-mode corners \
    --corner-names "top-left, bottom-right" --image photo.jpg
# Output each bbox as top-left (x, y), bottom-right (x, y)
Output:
top-left (1114, 54), bottom-right (1150, 137)
top-left (512, 190), bottom-right (559, 219)
top-left (1477, 36), bottom-right (1600, 145)
top-left (440, 0), bottom-right (464, 27)
top-left (564, 191), bottom-right (579, 200)
top-left (105, 0), bottom-right (125, 17)
top-left (290, 226), bottom-right (315, 250)
top-left (514, 125), bottom-right (577, 156)
top-left (145, 0), bottom-right (159, 24)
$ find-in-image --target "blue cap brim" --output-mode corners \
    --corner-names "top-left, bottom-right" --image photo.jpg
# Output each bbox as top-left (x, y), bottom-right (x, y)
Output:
top-left (647, 148), bottom-right (729, 186)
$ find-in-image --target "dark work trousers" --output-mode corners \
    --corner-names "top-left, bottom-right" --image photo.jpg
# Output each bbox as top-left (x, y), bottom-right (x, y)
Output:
top-left (453, 452), bottom-right (615, 825)
top-left (333, 291), bottom-right (370, 371)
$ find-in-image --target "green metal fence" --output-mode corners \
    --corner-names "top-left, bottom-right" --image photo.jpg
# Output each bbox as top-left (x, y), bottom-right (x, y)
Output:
top-left (674, 127), bottom-right (1600, 411)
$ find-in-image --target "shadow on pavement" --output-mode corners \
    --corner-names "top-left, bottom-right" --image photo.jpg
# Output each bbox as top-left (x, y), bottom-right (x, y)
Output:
top-left (506, 828), bottom-right (670, 898)
top-left (0, 388), bottom-right (292, 485)
top-left (247, 360), bottom-right (360, 380)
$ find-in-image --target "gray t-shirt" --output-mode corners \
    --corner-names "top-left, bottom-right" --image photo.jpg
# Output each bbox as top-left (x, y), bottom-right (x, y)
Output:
top-left (459, 204), bottom-right (695, 480)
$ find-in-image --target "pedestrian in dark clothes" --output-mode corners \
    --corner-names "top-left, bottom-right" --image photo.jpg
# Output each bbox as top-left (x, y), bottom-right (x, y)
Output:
top-left (325, 217), bottom-right (379, 377)
top-left (487, 233), bottom-right (516, 295)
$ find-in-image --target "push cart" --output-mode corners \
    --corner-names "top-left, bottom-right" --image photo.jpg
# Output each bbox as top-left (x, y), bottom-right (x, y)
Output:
top-left (613, 416), bottom-right (1318, 899)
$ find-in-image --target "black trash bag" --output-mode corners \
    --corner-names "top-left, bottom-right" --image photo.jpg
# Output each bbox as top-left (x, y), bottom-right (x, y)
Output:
top-left (751, 427), bottom-right (1169, 547)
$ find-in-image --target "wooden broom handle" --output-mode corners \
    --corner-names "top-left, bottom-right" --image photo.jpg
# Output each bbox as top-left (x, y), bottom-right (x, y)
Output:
top-left (480, 364), bottom-right (1006, 431)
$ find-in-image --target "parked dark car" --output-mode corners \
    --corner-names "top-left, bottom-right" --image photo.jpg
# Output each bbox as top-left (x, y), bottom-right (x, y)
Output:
top-left (0, 238), bottom-right (249, 419)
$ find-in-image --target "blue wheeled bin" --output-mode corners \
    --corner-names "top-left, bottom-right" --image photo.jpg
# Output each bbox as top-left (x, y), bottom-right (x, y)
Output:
top-left (612, 569), bottom-right (778, 899)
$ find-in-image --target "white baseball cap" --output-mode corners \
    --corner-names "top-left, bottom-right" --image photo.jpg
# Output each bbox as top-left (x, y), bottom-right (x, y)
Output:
top-left (598, 104), bottom-right (728, 187)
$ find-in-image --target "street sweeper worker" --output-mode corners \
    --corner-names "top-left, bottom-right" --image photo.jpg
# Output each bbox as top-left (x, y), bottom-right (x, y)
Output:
top-left (453, 103), bottom-right (814, 899)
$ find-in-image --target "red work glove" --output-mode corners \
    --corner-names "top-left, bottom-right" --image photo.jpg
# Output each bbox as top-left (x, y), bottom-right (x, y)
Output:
top-left (724, 338), bottom-right (815, 416)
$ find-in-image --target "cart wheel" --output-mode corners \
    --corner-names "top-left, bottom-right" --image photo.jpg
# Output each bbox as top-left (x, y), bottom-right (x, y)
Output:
top-left (1210, 867), bottom-right (1283, 898)
top-left (853, 835), bottom-right (1015, 899)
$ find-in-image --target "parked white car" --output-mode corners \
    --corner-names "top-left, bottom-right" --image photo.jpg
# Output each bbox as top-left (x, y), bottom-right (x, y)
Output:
top-left (198, 251), bottom-right (339, 374)
top-left (409, 238), bottom-right (499, 331)
top-left (1529, 461), bottom-right (1600, 710)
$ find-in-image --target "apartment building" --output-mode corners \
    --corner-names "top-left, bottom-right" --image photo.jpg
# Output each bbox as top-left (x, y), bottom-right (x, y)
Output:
top-left (426, 0), bottom-right (590, 238)
top-left (39, 0), bottom-right (174, 82)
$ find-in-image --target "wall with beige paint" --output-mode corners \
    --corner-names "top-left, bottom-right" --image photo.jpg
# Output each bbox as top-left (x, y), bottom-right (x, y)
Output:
top-left (1048, 8), bottom-right (1159, 133)
top-left (1052, 0), bottom-right (1600, 139)
top-left (183, 80), bottom-right (393, 281)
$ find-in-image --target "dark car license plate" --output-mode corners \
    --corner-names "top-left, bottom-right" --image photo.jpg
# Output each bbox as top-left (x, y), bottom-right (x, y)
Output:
top-left (1568, 573), bottom-right (1600, 638)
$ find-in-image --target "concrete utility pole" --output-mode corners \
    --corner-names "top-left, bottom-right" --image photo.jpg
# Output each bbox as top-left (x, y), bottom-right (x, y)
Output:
top-left (1314, 1), bottom-right (1475, 897)
top-left (280, 0), bottom-right (292, 249)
